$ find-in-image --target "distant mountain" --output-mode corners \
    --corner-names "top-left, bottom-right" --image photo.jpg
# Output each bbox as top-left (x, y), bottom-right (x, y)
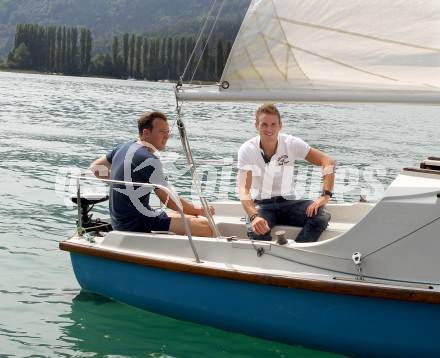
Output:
top-left (0, 0), bottom-right (250, 60)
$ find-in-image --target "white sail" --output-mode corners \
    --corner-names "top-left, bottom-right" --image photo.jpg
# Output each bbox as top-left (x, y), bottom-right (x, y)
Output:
top-left (177, 0), bottom-right (440, 103)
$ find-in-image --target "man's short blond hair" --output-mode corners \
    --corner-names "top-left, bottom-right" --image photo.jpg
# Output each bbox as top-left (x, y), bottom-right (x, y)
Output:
top-left (255, 103), bottom-right (281, 123)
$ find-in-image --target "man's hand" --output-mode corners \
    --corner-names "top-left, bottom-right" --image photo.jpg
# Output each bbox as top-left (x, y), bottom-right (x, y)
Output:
top-left (196, 205), bottom-right (215, 217)
top-left (252, 216), bottom-right (270, 235)
top-left (306, 196), bottom-right (329, 217)
top-left (90, 156), bottom-right (111, 180)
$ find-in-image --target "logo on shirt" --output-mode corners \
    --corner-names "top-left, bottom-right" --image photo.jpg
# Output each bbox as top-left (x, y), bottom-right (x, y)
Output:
top-left (277, 155), bottom-right (290, 166)
top-left (113, 142), bottom-right (166, 217)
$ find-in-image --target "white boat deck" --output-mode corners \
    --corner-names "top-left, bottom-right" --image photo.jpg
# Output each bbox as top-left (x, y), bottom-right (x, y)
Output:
top-left (212, 201), bottom-right (373, 242)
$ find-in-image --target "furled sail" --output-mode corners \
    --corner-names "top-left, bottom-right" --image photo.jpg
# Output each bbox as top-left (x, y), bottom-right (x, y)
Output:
top-left (177, 0), bottom-right (440, 103)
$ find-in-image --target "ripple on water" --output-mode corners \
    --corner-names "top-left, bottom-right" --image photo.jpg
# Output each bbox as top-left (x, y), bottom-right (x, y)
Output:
top-left (0, 72), bottom-right (438, 357)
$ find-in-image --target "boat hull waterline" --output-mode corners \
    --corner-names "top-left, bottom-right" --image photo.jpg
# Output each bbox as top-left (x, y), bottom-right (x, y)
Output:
top-left (64, 246), bottom-right (439, 358)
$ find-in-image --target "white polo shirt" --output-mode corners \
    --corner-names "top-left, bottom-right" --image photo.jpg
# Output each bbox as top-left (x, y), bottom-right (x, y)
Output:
top-left (237, 133), bottom-right (310, 200)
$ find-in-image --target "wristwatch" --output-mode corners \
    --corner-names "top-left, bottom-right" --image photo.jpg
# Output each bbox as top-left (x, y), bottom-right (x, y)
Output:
top-left (249, 213), bottom-right (259, 222)
top-left (322, 190), bottom-right (333, 198)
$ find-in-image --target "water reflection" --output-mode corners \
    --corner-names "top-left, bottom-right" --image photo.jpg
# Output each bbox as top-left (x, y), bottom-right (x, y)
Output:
top-left (61, 291), bottom-right (341, 358)
top-left (1, 72), bottom-right (438, 357)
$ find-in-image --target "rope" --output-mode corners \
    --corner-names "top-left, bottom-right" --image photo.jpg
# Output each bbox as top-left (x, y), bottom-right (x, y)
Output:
top-left (250, 241), bottom-right (439, 286)
top-left (172, 0), bottom-right (227, 237)
top-left (181, 0), bottom-right (218, 82)
top-left (81, 223), bottom-right (111, 232)
top-left (363, 215), bottom-right (440, 259)
top-left (248, 211), bottom-right (440, 286)
top-left (190, 0), bottom-right (227, 83)
top-left (175, 108), bottom-right (222, 239)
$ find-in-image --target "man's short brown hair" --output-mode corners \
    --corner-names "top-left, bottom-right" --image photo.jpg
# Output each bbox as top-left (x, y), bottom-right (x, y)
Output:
top-left (255, 103), bottom-right (281, 123)
top-left (138, 111), bottom-right (167, 135)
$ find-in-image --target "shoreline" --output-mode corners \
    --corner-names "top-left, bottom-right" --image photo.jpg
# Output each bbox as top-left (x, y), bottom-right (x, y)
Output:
top-left (0, 68), bottom-right (215, 85)
top-left (0, 67), bottom-right (41, 75)
top-left (0, 67), bottom-right (134, 80)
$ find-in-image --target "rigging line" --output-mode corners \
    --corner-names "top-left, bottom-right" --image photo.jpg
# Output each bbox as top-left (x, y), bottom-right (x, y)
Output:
top-left (175, 107), bottom-right (222, 239)
top-left (278, 17), bottom-right (440, 53)
top-left (190, 0), bottom-right (227, 83)
top-left (218, 0), bottom-right (251, 81)
top-left (250, 242), bottom-right (439, 286)
top-left (363, 215), bottom-right (440, 259)
top-left (181, 0), bottom-right (218, 81)
top-left (250, 242), bottom-right (361, 277)
top-left (251, 239), bottom-right (351, 262)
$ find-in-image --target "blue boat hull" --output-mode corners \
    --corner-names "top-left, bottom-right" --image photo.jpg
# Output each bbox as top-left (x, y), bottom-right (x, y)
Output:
top-left (70, 252), bottom-right (439, 357)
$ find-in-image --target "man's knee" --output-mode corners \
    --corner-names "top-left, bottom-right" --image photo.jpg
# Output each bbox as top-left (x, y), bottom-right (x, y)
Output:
top-left (189, 216), bottom-right (213, 237)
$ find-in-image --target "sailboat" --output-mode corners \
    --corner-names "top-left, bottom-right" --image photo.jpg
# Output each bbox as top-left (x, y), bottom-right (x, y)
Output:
top-left (60, 1), bottom-right (440, 357)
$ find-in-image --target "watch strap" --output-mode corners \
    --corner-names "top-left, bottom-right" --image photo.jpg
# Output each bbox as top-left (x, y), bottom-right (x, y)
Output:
top-left (249, 213), bottom-right (259, 222)
top-left (322, 190), bottom-right (333, 198)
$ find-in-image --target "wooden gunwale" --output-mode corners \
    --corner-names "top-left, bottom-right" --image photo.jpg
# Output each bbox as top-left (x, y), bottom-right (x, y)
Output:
top-left (60, 240), bottom-right (440, 304)
top-left (403, 167), bottom-right (440, 176)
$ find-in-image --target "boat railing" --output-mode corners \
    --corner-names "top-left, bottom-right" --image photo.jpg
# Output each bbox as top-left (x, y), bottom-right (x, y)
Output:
top-left (70, 174), bottom-right (201, 263)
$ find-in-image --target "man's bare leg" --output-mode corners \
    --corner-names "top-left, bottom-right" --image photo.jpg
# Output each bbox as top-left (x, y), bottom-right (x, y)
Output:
top-left (168, 212), bottom-right (213, 237)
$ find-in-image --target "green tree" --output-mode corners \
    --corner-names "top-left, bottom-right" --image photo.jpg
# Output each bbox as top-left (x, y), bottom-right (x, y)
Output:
top-left (226, 41), bottom-right (232, 61)
top-left (128, 34), bottom-right (135, 77)
top-left (185, 37), bottom-right (196, 81)
top-left (33, 25), bottom-right (43, 70)
top-left (61, 27), bottom-right (67, 72)
top-left (71, 27), bottom-right (79, 74)
top-left (84, 29), bottom-right (92, 74)
top-left (199, 39), bottom-right (210, 81)
top-left (165, 37), bottom-right (173, 79)
top-left (122, 33), bottom-right (129, 77)
top-left (112, 36), bottom-right (119, 69)
top-left (171, 37), bottom-right (180, 79)
top-left (142, 37), bottom-right (148, 79)
top-left (134, 36), bottom-right (142, 79)
top-left (7, 43), bottom-right (32, 69)
top-left (178, 37), bottom-right (186, 78)
top-left (91, 53), bottom-right (113, 77)
top-left (158, 37), bottom-right (166, 79)
top-left (13, 24), bottom-right (24, 49)
top-left (215, 40), bottom-right (224, 80)
top-left (148, 37), bottom-right (160, 81)
top-left (47, 26), bottom-right (56, 71)
top-left (66, 27), bottom-right (72, 73)
top-left (79, 28), bottom-right (86, 74)
top-left (56, 27), bottom-right (62, 72)
top-left (112, 35), bottom-right (125, 78)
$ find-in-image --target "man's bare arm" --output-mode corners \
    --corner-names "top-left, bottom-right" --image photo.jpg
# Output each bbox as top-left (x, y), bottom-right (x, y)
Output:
top-left (154, 188), bottom-right (214, 217)
top-left (304, 148), bottom-right (336, 216)
top-left (90, 156), bottom-right (111, 180)
top-left (238, 170), bottom-right (269, 235)
top-left (238, 170), bottom-right (257, 216)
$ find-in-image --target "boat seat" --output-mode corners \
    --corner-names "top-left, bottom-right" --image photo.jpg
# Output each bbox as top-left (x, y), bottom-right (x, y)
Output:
top-left (215, 215), bottom-right (355, 241)
top-left (70, 192), bottom-right (109, 206)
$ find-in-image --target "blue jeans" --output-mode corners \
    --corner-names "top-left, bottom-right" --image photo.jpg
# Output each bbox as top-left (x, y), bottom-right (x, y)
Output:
top-left (246, 197), bottom-right (331, 242)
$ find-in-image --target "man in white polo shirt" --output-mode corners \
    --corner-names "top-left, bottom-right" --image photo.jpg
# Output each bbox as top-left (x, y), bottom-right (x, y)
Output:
top-left (237, 103), bottom-right (335, 242)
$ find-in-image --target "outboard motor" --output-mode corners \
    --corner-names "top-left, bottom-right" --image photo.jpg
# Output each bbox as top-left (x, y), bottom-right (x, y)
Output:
top-left (70, 193), bottom-right (112, 233)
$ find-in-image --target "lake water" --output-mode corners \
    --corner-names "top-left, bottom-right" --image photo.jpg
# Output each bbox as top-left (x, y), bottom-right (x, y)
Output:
top-left (0, 71), bottom-right (438, 357)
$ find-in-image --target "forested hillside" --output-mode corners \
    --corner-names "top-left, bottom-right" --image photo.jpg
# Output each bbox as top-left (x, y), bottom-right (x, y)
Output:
top-left (0, 0), bottom-right (250, 60)
top-left (6, 23), bottom-right (232, 81)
